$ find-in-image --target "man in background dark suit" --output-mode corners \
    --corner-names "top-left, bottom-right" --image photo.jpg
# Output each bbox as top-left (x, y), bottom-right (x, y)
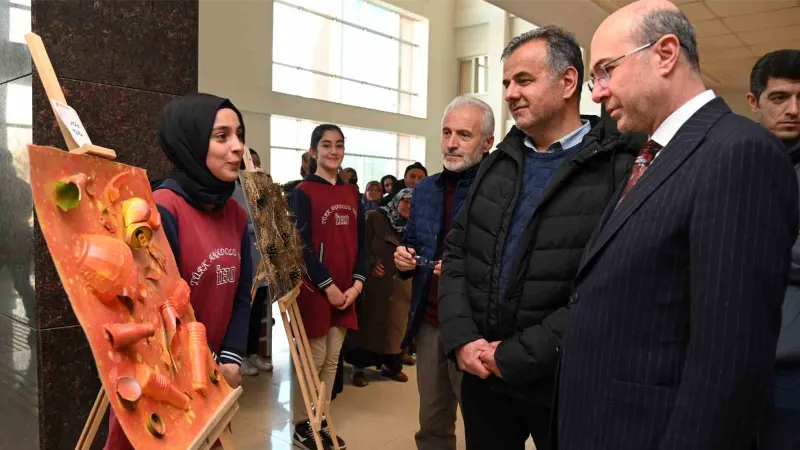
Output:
top-left (558, 2), bottom-right (799, 450)
top-left (747, 49), bottom-right (800, 450)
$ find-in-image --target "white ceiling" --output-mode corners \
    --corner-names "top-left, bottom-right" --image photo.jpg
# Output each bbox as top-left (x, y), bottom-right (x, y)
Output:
top-left (485, 0), bottom-right (800, 92)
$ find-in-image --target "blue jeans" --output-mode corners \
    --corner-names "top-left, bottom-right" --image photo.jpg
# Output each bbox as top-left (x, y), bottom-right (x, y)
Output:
top-left (760, 366), bottom-right (800, 450)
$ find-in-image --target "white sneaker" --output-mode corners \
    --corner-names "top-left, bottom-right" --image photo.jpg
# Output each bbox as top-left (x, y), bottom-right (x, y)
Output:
top-left (240, 359), bottom-right (258, 376)
top-left (249, 354), bottom-right (273, 372)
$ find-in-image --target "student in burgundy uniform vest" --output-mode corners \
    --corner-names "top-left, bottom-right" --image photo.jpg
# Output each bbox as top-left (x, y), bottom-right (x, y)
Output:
top-left (290, 124), bottom-right (367, 450)
top-left (105, 93), bottom-right (252, 450)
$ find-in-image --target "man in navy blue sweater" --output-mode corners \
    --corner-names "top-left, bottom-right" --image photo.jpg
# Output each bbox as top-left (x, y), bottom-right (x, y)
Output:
top-left (395, 96), bottom-right (495, 450)
top-left (437, 26), bottom-right (637, 450)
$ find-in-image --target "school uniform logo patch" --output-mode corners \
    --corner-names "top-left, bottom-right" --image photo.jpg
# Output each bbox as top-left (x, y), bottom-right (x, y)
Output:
top-left (216, 265), bottom-right (236, 286)
top-left (190, 247), bottom-right (240, 287)
top-left (321, 204), bottom-right (355, 226)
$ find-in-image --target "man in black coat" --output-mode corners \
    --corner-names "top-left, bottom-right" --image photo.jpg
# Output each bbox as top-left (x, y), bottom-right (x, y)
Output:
top-left (557, 2), bottom-right (799, 450)
top-left (746, 49), bottom-right (800, 449)
top-left (437, 26), bottom-right (637, 450)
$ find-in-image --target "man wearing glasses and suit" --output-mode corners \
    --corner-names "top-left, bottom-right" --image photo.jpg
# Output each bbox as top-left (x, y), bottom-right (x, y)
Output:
top-left (557, 2), bottom-right (799, 450)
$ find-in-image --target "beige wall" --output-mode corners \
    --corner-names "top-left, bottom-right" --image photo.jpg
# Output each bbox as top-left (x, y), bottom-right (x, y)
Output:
top-left (719, 90), bottom-right (756, 120)
top-left (199, 0), bottom-right (456, 174)
top-left (455, 24), bottom-right (489, 58)
top-left (510, 16), bottom-right (535, 38)
top-left (454, 0), bottom-right (497, 28)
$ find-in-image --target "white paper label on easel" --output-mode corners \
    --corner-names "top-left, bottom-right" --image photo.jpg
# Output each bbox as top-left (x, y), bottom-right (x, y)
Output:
top-left (51, 100), bottom-right (92, 147)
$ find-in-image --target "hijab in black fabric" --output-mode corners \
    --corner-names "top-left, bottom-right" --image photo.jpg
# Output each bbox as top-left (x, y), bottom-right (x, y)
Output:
top-left (157, 93), bottom-right (245, 210)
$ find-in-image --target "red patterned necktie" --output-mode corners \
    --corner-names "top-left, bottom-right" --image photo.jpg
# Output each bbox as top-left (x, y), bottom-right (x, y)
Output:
top-left (617, 139), bottom-right (663, 206)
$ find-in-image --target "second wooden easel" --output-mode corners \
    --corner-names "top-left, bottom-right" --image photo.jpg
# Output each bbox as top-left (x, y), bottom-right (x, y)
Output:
top-left (278, 285), bottom-right (341, 450)
top-left (25, 31), bottom-right (242, 450)
top-left (240, 151), bottom-right (341, 450)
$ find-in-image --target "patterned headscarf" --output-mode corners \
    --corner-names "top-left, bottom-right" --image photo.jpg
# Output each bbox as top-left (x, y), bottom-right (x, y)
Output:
top-left (379, 188), bottom-right (413, 234)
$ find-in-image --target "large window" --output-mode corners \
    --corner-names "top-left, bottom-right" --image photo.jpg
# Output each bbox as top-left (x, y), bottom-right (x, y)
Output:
top-left (272, 0), bottom-right (429, 118)
top-left (270, 115), bottom-right (425, 185)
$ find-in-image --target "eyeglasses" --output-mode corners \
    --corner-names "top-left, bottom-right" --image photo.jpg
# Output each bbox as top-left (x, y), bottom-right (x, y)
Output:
top-left (588, 41), bottom-right (656, 93)
top-left (405, 245), bottom-right (439, 270)
top-left (413, 255), bottom-right (439, 270)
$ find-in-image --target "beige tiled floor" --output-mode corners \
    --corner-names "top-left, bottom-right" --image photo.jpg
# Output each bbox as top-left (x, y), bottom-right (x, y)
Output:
top-left (232, 305), bottom-right (536, 449)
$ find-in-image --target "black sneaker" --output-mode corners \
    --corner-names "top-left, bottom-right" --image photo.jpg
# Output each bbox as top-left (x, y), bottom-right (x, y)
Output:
top-left (293, 420), bottom-right (329, 450)
top-left (351, 370), bottom-right (367, 387)
top-left (321, 418), bottom-right (347, 450)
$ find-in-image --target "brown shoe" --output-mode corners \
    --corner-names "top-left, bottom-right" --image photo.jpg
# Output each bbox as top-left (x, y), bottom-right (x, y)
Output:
top-left (402, 354), bottom-right (416, 366)
top-left (381, 367), bottom-right (409, 383)
top-left (351, 370), bottom-right (368, 387)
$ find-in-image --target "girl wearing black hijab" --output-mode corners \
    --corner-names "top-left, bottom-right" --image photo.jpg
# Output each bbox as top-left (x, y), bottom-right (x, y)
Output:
top-left (104, 93), bottom-right (253, 450)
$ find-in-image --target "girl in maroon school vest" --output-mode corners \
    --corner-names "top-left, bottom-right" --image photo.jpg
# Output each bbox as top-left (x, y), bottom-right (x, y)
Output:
top-left (290, 124), bottom-right (367, 450)
top-left (104, 94), bottom-right (252, 450)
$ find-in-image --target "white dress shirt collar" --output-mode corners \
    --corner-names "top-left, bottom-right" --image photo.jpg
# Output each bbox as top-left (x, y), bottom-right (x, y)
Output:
top-left (523, 120), bottom-right (591, 153)
top-left (650, 90), bottom-right (716, 148)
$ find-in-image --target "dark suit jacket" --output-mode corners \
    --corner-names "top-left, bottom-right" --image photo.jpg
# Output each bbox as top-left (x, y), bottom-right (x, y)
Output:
top-left (557, 98), bottom-right (799, 450)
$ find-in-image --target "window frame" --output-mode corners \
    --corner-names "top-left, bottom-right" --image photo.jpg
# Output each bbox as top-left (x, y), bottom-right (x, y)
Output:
top-left (271, 0), bottom-right (428, 117)
top-left (458, 55), bottom-right (489, 95)
top-left (269, 115), bottom-right (425, 184)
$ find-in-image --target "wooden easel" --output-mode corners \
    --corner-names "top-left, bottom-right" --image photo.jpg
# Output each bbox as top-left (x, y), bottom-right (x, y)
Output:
top-left (279, 286), bottom-right (341, 450)
top-left (240, 152), bottom-right (341, 450)
top-left (25, 33), bottom-right (116, 160)
top-left (72, 387), bottom-right (242, 450)
top-left (25, 32), bottom-right (242, 450)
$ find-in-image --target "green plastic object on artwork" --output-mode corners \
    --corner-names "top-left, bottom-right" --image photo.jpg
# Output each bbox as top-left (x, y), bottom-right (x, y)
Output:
top-left (54, 180), bottom-right (81, 211)
top-left (53, 173), bottom-right (88, 211)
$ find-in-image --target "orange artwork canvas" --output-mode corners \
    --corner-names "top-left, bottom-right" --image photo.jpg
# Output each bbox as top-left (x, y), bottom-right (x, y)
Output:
top-left (28, 144), bottom-right (235, 449)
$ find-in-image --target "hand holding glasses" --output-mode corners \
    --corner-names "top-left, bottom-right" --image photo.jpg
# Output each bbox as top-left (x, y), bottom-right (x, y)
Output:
top-left (406, 246), bottom-right (439, 270)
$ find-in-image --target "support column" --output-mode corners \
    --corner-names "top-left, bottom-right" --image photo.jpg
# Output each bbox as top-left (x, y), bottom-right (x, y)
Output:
top-left (0, 1), bottom-right (198, 448)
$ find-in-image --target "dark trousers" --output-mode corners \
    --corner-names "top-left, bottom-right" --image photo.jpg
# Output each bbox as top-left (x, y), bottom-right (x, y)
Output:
top-left (332, 351), bottom-right (344, 400)
top-left (345, 348), bottom-right (403, 374)
top-left (759, 365), bottom-right (800, 450)
top-left (246, 286), bottom-right (268, 355)
top-left (461, 374), bottom-right (552, 450)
